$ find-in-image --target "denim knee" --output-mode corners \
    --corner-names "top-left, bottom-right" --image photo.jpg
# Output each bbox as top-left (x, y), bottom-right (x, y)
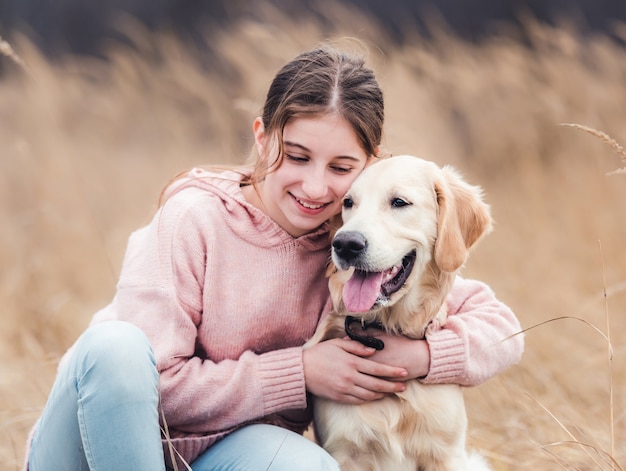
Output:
top-left (193, 424), bottom-right (339, 471)
top-left (72, 321), bottom-right (158, 397)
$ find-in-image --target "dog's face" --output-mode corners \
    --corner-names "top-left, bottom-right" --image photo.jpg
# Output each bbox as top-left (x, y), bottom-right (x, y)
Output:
top-left (331, 155), bottom-right (492, 315)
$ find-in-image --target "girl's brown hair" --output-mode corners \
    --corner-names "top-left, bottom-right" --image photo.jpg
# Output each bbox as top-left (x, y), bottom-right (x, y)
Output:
top-left (244, 45), bottom-right (385, 186)
top-left (160, 45), bottom-right (384, 205)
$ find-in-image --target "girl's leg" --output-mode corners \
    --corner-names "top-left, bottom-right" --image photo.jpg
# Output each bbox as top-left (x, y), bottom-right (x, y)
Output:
top-left (190, 424), bottom-right (339, 471)
top-left (29, 321), bottom-right (165, 471)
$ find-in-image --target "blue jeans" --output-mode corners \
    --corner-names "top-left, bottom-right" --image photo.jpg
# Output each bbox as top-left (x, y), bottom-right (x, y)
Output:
top-left (29, 321), bottom-right (165, 471)
top-left (29, 321), bottom-right (338, 471)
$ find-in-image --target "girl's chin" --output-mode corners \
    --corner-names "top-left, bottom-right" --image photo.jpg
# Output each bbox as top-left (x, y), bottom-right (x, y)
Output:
top-left (288, 216), bottom-right (330, 236)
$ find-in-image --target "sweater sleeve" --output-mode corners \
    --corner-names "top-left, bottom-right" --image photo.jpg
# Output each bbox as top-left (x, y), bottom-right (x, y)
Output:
top-left (422, 276), bottom-right (524, 386)
top-left (112, 189), bottom-right (309, 435)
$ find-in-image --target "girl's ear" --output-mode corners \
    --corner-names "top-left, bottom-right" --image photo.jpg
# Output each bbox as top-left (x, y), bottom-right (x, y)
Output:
top-left (253, 117), bottom-right (265, 155)
top-left (364, 147), bottom-right (388, 168)
top-left (364, 151), bottom-right (381, 168)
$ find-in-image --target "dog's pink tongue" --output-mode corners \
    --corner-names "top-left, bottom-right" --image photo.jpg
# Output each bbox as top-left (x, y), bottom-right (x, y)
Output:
top-left (342, 270), bottom-right (384, 312)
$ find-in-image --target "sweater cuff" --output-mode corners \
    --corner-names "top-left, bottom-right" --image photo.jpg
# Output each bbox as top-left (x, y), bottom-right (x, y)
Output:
top-left (422, 328), bottom-right (466, 384)
top-left (257, 347), bottom-right (307, 414)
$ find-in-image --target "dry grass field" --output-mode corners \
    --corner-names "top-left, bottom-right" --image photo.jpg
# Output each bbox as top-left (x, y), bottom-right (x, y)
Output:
top-left (2, 4), bottom-right (626, 470)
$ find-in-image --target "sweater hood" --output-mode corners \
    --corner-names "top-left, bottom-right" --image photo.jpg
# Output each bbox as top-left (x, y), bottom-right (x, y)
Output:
top-left (162, 167), bottom-right (332, 251)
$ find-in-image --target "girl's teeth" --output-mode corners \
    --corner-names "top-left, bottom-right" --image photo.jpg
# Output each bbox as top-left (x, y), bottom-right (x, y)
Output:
top-left (298, 199), bottom-right (324, 209)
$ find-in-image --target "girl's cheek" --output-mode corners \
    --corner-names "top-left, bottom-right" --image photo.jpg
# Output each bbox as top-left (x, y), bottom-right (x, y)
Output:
top-left (339, 180), bottom-right (356, 196)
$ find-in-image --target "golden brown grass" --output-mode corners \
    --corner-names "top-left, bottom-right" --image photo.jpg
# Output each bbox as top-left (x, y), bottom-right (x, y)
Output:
top-left (2, 4), bottom-right (626, 469)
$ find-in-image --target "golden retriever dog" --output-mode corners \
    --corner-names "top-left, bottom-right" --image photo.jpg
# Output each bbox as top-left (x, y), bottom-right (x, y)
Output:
top-left (306, 155), bottom-right (493, 471)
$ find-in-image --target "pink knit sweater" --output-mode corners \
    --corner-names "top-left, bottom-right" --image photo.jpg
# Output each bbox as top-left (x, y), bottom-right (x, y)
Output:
top-left (32, 169), bottom-right (524, 468)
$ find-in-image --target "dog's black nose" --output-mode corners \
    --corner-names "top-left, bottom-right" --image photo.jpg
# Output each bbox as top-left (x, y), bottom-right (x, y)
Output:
top-left (333, 231), bottom-right (367, 261)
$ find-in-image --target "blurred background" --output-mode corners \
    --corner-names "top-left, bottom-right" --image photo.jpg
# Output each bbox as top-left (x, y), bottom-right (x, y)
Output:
top-left (2, 1), bottom-right (626, 469)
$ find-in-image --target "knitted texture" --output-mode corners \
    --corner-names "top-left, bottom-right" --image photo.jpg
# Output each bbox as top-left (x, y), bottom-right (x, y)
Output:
top-left (91, 169), bottom-right (333, 466)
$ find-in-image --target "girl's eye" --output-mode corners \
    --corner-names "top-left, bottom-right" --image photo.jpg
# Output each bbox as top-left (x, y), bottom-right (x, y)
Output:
top-left (330, 165), bottom-right (352, 174)
top-left (343, 197), bottom-right (354, 209)
top-left (285, 154), bottom-right (308, 163)
top-left (391, 197), bottom-right (410, 208)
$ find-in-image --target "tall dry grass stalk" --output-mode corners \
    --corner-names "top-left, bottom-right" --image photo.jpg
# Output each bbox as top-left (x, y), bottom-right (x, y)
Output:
top-left (561, 123), bottom-right (626, 175)
top-left (2, 3), bottom-right (626, 469)
top-left (0, 34), bottom-right (31, 75)
top-left (552, 124), bottom-right (626, 468)
top-left (599, 241), bottom-right (617, 469)
top-left (515, 242), bottom-right (620, 469)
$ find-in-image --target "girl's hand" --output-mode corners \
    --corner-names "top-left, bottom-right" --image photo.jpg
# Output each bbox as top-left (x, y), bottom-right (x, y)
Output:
top-left (303, 338), bottom-right (408, 404)
top-left (361, 332), bottom-right (431, 380)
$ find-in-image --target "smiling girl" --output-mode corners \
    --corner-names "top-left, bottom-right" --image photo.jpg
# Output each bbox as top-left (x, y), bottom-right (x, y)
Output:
top-left (242, 113), bottom-right (368, 237)
top-left (26, 45), bottom-right (523, 471)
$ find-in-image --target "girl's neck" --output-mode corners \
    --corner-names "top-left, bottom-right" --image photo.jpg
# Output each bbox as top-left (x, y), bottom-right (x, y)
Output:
top-left (241, 182), bottom-right (262, 211)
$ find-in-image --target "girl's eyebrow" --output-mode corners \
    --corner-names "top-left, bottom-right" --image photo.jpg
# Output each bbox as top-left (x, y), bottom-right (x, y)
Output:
top-left (284, 140), bottom-right (362, 162)
top-left (284, 141), bottom-right (309, 152)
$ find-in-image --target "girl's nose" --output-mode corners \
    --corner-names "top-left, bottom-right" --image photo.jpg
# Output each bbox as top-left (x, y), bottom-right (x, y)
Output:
top-left (301, 171), bottom-right (328, 200)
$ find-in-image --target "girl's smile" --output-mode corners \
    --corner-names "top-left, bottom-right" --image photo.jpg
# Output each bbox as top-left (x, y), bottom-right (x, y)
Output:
top-left (290, 194), bottom-right (330, 213)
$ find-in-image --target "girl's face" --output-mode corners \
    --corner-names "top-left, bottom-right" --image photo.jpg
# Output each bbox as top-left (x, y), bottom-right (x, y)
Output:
top-left (250, 114), bottom-right (371, 237)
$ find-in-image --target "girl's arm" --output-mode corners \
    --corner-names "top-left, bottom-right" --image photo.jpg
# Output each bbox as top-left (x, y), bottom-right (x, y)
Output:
top-left (107, 188), bottom-right (311, 434)
top-left (424, 276), bottom-right (524, 385)
top-left (364, 276), bottom-right (524, 386)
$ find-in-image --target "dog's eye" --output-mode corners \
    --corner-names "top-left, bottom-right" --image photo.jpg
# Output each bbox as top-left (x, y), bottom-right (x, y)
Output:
top-left (391, 197), bottom-right (410, 208)
top-left (343, 197), bottom-right (354, 209)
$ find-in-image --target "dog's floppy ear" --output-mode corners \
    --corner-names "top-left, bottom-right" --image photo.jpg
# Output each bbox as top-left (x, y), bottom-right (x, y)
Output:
top-left (433, 167), bottom-right (493, 272)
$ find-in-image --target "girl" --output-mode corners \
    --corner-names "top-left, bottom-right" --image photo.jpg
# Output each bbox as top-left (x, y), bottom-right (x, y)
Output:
top-left (27, 45), bottom-right (523, 471)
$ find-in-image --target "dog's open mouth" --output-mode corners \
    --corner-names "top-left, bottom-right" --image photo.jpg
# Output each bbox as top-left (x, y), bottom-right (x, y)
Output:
top-left (342, 250), bottom-right (416, 313)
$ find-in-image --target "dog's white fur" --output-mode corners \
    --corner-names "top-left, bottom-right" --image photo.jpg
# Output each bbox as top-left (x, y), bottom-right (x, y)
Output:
top-left (305, 155), bottom-right (493, 471)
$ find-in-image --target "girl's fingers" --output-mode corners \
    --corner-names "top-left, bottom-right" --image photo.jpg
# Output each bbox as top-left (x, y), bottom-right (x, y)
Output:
top-left (355, 370), bottom-right (406, 394)
top-left (357, 357), bottom-right (408, 381)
